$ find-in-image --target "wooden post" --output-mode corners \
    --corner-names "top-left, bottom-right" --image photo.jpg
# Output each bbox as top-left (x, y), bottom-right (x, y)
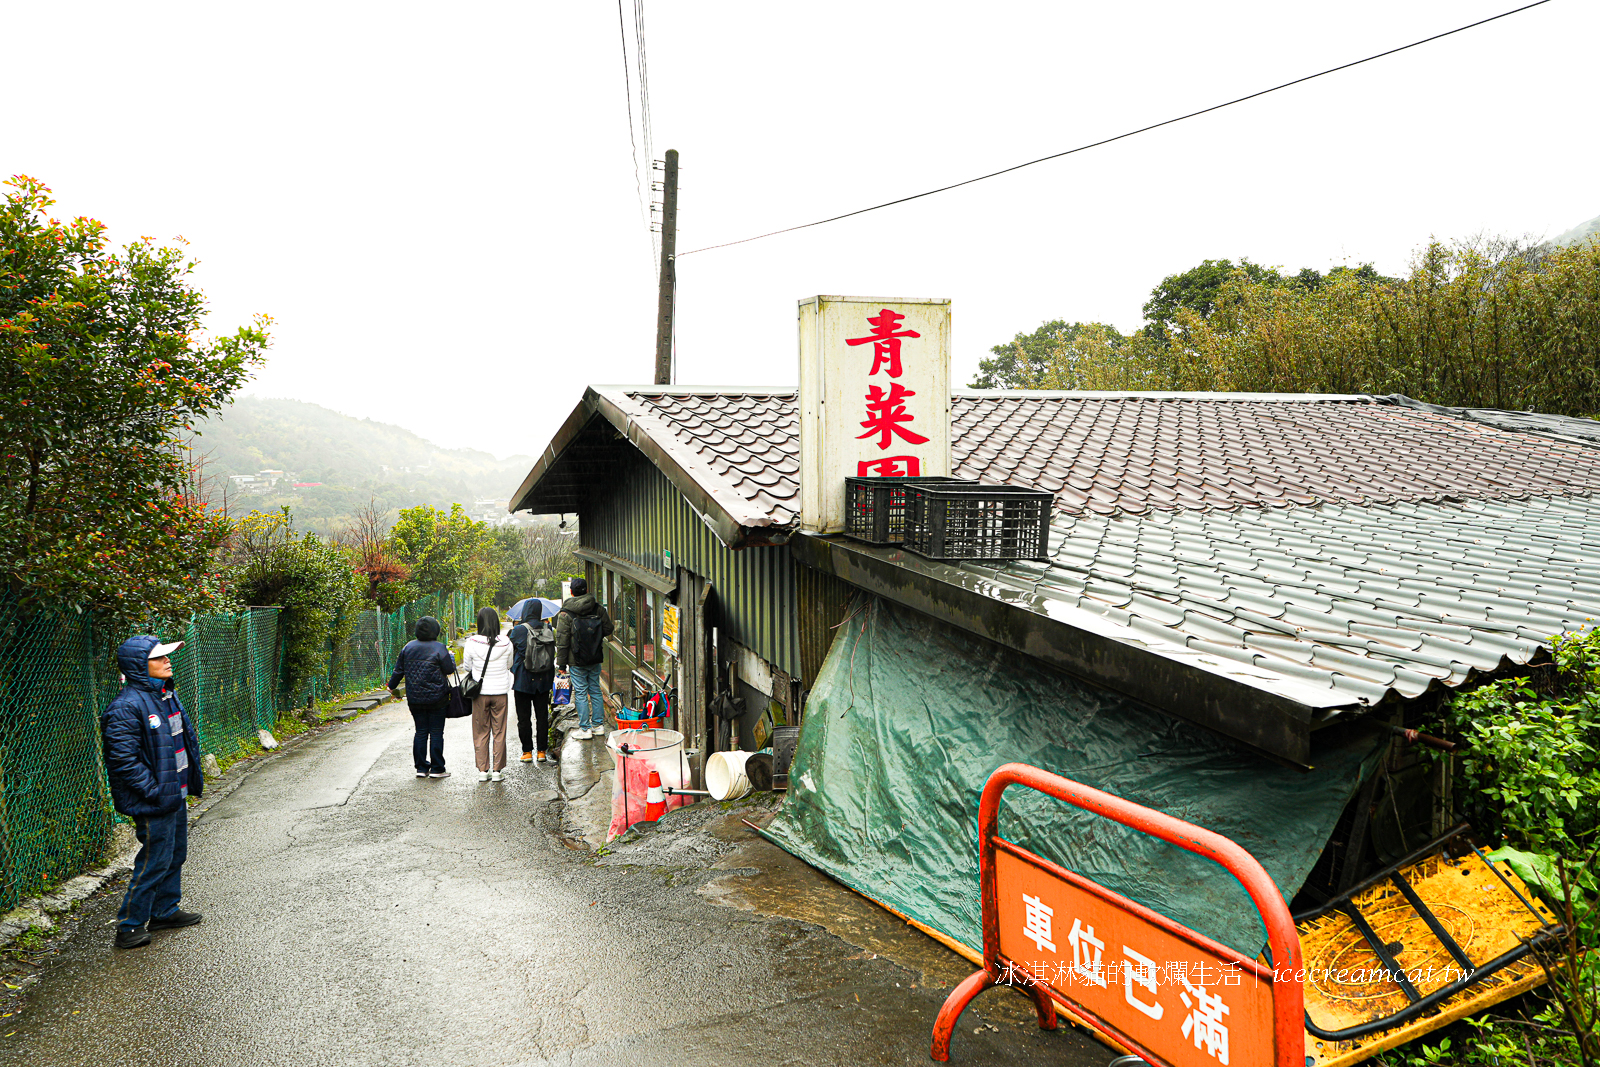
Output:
top-left (653, 149), bottom-right (678, 385)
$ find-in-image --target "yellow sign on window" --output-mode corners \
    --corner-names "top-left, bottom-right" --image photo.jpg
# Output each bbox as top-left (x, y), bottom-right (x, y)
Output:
top-left (661, 604), bottom-right (680, 658)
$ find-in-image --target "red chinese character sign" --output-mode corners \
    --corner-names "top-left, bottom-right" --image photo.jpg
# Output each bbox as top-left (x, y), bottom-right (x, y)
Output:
top-left (798, 296), bottom-right (951, 533)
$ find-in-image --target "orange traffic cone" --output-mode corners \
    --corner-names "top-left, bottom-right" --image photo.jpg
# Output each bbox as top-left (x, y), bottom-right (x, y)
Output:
top-left (644, 769), bottom-right (666, 822)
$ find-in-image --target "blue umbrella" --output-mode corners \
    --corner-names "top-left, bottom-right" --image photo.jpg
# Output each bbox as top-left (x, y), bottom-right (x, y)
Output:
top-left (508, 597), bottom-right (562, 623)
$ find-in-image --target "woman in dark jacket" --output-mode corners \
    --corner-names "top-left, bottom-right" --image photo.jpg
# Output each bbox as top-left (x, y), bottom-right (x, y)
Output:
top-left (387, 616), bottom-right (457, 778)
top-left (508, 603), bottom-right (556, 762)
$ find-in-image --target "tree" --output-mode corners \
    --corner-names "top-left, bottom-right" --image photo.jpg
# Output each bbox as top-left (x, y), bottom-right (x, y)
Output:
top-left (1140, 258), bottom-right (1396, 340)
top-left (970, 321), bottom-right (1130, 389)
top-left (0, 175), bottom-right (269, 623)
top-left (491, 522), bottom-right (581, 605)
top-left (1141, 258), bottom-right (1283, 339)
top-left (225, 509), bottom-right (362, 695)
top-left (1172, 235), bottom-right (1600, 410)
top-left (338, 498), bottom-right (413, 611)
top-left (390, 503), bottom-right (501, 601)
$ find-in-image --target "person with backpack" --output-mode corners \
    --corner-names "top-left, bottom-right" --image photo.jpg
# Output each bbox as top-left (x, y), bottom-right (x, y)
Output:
top-left (554, 577), bottom-right (614, 740)
top-left (463, 606), bottom-right (515, 782)
top-left (507, 602), bottom-right (556, 763)
top-left (387, 615), bottom-right (458, 779)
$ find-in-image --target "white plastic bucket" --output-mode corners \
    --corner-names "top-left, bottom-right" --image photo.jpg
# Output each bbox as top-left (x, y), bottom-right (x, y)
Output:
top-left (706, 750), bottom-right (755, 801)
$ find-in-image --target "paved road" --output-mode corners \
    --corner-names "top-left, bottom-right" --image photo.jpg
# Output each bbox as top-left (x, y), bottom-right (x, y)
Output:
top-left (2, 705), bottom-right (1107, 1067)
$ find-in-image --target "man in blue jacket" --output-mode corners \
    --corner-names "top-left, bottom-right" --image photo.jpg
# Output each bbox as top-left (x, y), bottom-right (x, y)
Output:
top-left (101, 635), bottom-right (205, 949)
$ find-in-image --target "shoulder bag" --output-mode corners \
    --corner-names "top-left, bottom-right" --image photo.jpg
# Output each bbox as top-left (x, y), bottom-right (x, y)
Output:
top-left (462, 636), bottom-right (496, 703)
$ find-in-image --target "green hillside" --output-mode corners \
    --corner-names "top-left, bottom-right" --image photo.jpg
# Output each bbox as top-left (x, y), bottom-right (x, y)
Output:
top-left (192, 396), bottom-right (534, 533)
top-left (1553, 214), bottom-right (1600, 247)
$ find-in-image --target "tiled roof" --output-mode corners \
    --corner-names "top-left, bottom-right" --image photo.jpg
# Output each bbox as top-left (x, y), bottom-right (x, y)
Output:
top-left (607, 390), bottom-right (1600, 529)
top-left (608, 389), bottom-right (801, 527)
top-left (570, 388), bottom-right (1600, 713)
top-left (962, 495), bottom-right (1600, 709)
top-left (951, 394), bottom-right (1600, 517)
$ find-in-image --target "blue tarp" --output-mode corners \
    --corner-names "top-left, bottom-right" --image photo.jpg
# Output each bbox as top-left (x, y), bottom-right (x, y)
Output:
top-left (763, 596), bottom-right (1385, 958)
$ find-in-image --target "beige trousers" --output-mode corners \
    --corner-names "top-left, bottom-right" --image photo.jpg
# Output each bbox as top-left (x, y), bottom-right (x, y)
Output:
top-left (471, 694), bottom-right (509, 771)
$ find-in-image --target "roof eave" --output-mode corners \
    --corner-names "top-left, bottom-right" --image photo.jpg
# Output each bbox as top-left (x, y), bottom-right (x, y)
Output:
top-left (511, 388), bottom-right (791, 550)
top-left (792, 533), bottom-right (1336, 767)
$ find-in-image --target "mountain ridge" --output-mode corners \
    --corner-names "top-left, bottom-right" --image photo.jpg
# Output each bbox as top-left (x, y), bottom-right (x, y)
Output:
top-left (193, 396), bottom-right (535, 533)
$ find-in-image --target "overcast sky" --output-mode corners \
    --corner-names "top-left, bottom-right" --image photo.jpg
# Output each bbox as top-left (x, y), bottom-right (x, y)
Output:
top-left (10, 0), bottom-right (1596, 459)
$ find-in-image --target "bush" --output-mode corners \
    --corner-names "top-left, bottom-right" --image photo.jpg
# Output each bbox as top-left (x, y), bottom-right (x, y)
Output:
top-left (225, 510), bottom-right (362, 695)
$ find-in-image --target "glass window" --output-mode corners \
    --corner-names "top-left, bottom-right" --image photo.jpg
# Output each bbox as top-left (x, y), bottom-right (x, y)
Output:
top-left (619, 576), bottom-right (637, 655)
top-left (641, 589), bottom-right (657, 669)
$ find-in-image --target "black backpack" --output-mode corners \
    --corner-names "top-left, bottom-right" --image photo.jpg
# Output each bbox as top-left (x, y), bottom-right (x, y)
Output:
top-left (523, 622), bottom-right (555, 673)
top-left (568, 612), bottom-right (605, 666)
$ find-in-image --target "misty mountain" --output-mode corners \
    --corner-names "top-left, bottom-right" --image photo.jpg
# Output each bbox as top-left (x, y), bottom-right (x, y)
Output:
top-left (1553, 214), bottom-right (1600, 247)
top-left (192, 396), bottom-right (535, 533)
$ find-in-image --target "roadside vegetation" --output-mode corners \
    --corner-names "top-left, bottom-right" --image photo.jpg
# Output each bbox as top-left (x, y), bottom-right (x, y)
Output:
top-left (1374, 633), bottom-right (1600, 1066)
top-left (975, 234), bottom-right (1600, 418)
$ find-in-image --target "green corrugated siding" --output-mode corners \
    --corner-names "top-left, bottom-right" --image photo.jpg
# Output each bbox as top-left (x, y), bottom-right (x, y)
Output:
top-left (581, 451), bottom-right (801, 679)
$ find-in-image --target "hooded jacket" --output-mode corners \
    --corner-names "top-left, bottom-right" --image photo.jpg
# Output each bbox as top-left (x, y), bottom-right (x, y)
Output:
top-left (387, 616), bottom-right (458, 708)
top-left (554, 593), bottom-right (614, 669)
top-left (101, 635), bottom-right (204, 818)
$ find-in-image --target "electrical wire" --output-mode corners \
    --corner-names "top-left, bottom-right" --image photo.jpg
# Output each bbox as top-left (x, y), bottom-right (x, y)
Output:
top-left (678, 0), bottom-right (1554, 258)
top-left (616, 0), bottom-right (652, 270)
top-left (634, 0), bottom-right (659, 267)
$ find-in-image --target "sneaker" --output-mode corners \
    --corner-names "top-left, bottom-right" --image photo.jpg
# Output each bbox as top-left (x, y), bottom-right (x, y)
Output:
top-left (536, 750), bottom-right (547, 763)
top-left (591, 725), bottom-right (606, 737)
top-left (520, 751), bottom-right (534, 763)
top-left (491, 770), bottom-right (503, 782)
top-left (478, 771), bottom-right (491, 782)
top-left (148, 909), bottom-right (202, 931)
top-left (574, 728), bottom-right (592, 740)
top-left (416, 770), bottom-right (428, 778)
top-left (428, 771), bottom-right (451, 778)
top-left (114, 925), bottom-right (151, 950)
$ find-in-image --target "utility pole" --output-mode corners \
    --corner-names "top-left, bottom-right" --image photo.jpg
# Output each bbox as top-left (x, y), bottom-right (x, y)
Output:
top-left (653, 149), bottom-right (678, 386)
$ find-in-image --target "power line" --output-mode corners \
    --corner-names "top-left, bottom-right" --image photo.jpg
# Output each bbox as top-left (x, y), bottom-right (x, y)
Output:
top-left (634, 0), bottom-right (658, 265)
top-left (678, 0), bottom-right (1554, 258)
top-left (616, 0), bottom-right (651, 262)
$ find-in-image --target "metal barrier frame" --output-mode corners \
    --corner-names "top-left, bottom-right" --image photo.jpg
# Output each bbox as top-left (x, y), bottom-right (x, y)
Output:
top-left (931, 762), bottom-right (1305, 1066)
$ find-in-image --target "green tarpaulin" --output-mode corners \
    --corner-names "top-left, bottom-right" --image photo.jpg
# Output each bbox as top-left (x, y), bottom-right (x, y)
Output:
top-left (764, 596), bottom-right (1386, 958)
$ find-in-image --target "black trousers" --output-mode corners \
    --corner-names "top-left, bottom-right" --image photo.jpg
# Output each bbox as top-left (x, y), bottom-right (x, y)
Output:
top-left (410, 704), bottom-right (447, 773)
top-left (514, 688), bottom-right (550, 753)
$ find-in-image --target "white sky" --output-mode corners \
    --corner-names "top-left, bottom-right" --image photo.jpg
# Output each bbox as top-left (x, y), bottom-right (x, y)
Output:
top-left (10, 1), bottom-right (1595, 459)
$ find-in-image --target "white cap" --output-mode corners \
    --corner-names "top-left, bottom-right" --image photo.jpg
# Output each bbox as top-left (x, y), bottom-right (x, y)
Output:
top-left (149, 640), bottom-right (184, 659)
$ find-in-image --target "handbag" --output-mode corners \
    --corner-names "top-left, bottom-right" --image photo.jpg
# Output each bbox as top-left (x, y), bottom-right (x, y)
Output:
top-left (462, 635), bottom-right (496, 703)
top-left (443, 668), bottom-right (469, 719)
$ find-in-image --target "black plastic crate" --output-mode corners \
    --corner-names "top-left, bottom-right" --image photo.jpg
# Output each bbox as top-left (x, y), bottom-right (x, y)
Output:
top-left (901, 483), bottom-right (1054, 561)
top-left (845, 475), bottom-right (977, 544)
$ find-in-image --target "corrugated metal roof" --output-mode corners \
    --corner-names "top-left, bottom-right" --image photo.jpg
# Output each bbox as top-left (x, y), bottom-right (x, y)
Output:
top-left (958, 495), bottom-right (1600, 709)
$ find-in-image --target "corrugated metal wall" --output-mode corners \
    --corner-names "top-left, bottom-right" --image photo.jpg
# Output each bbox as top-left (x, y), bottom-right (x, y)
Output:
top-left (797, 564), bottom-right (856, 688)
top-left (581, 450), bottom-right (802, 679)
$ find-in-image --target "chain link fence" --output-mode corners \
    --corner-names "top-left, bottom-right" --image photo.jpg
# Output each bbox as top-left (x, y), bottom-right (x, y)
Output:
top-left (0, 589), bottom-right (473, 911)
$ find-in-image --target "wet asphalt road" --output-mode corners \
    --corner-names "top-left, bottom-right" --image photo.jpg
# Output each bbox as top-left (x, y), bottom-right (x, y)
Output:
top-left (2, 705), bottom-right (1107, 1067)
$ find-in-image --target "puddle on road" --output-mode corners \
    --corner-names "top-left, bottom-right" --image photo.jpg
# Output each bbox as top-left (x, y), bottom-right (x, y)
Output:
top-left (699, 812), bottom-right (973, 988)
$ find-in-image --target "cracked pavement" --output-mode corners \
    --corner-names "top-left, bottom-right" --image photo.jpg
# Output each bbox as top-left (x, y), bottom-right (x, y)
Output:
top-left (1, 704), bottom-right (1108, 1067)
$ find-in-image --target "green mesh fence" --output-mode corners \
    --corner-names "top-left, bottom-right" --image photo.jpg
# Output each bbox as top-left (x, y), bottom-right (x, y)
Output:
top-left (0, 602), bottom-right (117, 909)
top-left (0, 589), bottom-right (473, 910)
top-left (170, 608), bottom-right (282, 759)
top-left (298, 590), bottom-right (474, 707)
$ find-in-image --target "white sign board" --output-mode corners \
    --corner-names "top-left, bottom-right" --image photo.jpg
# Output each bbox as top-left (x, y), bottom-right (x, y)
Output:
top-left (798, 296), bottom-right (951, 534)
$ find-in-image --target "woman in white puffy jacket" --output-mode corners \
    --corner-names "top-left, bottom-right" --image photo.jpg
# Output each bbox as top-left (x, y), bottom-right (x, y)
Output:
top-left (463, 606), bottom-right (516, 782)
